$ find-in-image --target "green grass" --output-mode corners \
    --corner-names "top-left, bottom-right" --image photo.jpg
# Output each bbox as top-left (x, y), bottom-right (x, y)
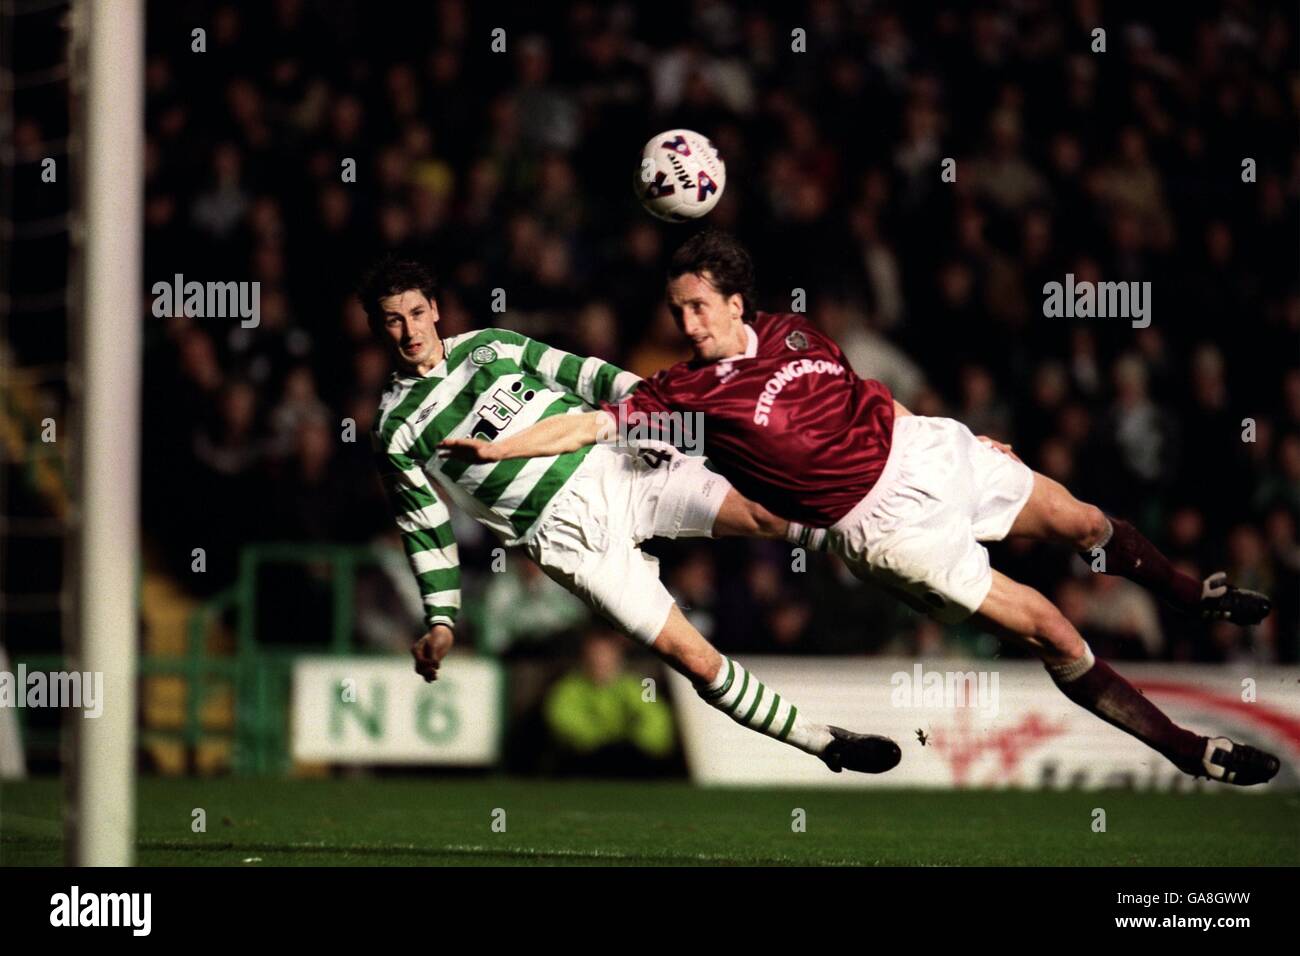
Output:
top-left (3, 777), bottom-right (1297, 866)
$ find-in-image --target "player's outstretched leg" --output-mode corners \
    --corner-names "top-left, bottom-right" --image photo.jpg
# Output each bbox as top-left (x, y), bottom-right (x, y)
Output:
top-left (975, 571), bottom-right (1280, 786)
top-left (652, 606), bottom-right (901, 774)
top-left (1008, 472), bottom-right (1271, 625)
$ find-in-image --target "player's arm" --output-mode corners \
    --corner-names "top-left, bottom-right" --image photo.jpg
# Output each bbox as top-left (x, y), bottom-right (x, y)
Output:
top-left (440, 368), bottom-right (673, 463)
top-left (512, 332), bottom-right (641, 405)
top-left (375, 448), bottom-right (460, 681)
top-left (439, 410), bottom-right (616, 463)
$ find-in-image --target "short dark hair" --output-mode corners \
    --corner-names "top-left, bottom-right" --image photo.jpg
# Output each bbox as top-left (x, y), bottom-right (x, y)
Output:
top-left (668, 229), bottom-right (755, 319)
top-left (356, 256), bottom-right (439, 332)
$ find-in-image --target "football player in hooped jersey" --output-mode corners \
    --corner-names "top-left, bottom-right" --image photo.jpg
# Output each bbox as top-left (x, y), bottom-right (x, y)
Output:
top-left (441, 231), bottom-right (1280, 786)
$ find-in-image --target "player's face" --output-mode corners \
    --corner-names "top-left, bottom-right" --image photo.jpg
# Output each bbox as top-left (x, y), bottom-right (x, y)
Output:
top-left (378, 290), bottom-right (442, 373)
top-left (666, 271), bottom-right (746, 362)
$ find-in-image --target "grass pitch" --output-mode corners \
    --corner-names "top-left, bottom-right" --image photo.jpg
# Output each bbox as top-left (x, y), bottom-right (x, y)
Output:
top-left (2, 777), bottom-right (1297, 866)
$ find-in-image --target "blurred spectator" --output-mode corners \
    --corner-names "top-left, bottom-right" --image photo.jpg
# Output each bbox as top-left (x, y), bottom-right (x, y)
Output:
top-left (968, 108), bottom-right (1048, 216)
top-left (543, 628), bottom-right (676, 776)
top-left (193, 380), bottom-right (263, 480)
top-left (481, 556), bottom-right (591, 655)
top-left (815, 292), bottom-right (926, 408)
top-left (1056, 577), bottom-right (1160, 661)
top-left (268, 365), bottom-right (329, 461)
top-left (665, 545), bottom-right (718, 640)
top-left (1107, 354), bottom-right (1171, 502)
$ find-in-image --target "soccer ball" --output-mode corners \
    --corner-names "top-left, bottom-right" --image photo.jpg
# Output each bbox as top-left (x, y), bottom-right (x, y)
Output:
top-left (634, 129), bottom-right (726, 222)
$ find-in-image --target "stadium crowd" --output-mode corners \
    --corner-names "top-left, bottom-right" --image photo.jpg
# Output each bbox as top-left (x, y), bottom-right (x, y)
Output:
top-left (140, 0), bottom-right (1299, 665)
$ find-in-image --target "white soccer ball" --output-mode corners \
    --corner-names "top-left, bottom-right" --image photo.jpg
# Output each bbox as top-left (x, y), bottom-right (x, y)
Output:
top-left (634, 129), bottom-right (726, 222)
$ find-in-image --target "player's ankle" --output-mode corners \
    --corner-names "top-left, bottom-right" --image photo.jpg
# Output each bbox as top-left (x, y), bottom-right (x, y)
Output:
top-left (1043, 642), bottom-right (1095, 683)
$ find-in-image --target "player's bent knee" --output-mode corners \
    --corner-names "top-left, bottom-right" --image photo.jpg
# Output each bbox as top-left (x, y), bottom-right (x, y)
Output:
top-left (1076, 503), bottom-right (1109, 550)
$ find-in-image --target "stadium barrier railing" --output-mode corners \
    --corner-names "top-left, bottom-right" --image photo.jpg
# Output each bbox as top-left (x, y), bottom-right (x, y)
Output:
top-left (13, 541), bottom-right (486, 776)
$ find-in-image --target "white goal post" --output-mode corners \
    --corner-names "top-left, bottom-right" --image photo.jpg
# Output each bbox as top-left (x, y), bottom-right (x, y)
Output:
top-left (68, 0), bottom-right (143, 867)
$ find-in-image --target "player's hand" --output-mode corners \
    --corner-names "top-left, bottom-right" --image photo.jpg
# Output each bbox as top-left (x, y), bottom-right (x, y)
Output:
top-left (977, 435), bottom-right (1021, 463)
top-left (411, 624), bottom-right (454, 682)
top-left (437, 437), bottom-right (500, 463)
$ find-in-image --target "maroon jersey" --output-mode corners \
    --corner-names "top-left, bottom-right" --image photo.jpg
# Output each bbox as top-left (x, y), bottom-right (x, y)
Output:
top-left (607, 312), bottom-right (895, 525)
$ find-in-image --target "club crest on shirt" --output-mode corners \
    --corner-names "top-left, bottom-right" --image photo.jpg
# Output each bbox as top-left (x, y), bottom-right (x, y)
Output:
top-left (470, 346), bottom-right (497, 366)
top-left (785, 330), bottom-right (809, 351)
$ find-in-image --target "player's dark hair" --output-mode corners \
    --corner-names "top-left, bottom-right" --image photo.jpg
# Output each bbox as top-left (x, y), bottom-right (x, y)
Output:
top-left (668, 229), bottom-right (755, 319)
top-left (356, 256), bottom-right (439, 334)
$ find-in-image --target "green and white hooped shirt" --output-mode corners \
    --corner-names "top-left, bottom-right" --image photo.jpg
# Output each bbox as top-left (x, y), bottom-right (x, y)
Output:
top-left (373, 328), bottom-right (640, 630)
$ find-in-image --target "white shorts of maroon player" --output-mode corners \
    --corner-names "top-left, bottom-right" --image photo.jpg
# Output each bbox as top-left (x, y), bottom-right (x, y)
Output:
top-left (523, 443), bottom-right (731, 645)
top-left (827, 415), bottom-right (1035, 624)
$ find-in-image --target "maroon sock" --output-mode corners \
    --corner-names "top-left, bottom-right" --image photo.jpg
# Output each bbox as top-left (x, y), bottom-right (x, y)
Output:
top-left (1086, 517), bottom-right (1202, 608)
top-left (1051, 658), bottom-right (1204, 771)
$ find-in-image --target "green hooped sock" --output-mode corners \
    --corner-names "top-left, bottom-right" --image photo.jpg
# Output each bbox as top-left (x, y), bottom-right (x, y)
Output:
top-left (697, 657), bottom-right (833, 755)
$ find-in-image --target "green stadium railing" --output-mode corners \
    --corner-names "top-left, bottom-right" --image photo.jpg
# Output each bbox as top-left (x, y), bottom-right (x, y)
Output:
top-left (13, 541), bottom-right (487, 776)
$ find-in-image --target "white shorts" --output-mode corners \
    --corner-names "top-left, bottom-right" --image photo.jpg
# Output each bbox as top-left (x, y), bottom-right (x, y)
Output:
top-left (524, 445), bottom-right (731, 644)
top-left (828, 415), bottom-right (1035, 623)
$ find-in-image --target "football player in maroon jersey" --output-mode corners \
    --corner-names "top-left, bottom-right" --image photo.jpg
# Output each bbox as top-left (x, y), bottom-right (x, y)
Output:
top-left (442, 231), bottom-right (1278, 786)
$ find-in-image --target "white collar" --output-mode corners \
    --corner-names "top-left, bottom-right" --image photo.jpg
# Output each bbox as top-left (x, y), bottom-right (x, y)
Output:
top-left (721, 324), bottom-right (757, 361)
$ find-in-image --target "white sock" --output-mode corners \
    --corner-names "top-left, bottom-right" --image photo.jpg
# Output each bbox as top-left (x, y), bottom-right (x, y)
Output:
top-left (697, 657), bottom-right (833, 755)
top-left (1045, 642), bottom-right (1096, 683)
top-left (786, 521), bottom-right (827, 552)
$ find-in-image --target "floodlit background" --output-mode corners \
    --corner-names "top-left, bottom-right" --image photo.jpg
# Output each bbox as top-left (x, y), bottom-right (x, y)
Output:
top-left (0, 0), bottom-right (1297, 865)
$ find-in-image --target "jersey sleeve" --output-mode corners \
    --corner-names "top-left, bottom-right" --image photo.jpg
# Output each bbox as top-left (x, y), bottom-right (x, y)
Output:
top-left (602, 371), bottom-right (674, 417)
top-left (512, 332), bottom-right (641, 406)
top-left (596, 372), bottom-right (685, 451)
top-left (375, 447), bottom-right (461, 630)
